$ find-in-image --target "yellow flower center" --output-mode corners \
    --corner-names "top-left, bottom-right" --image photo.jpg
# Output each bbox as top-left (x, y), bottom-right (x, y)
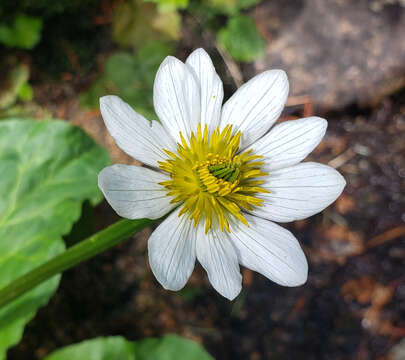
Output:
top-left (158, 123), bottom-right (269, 233)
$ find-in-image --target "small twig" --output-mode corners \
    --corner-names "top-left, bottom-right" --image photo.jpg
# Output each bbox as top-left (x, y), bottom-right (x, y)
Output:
top-left (367, 226), bottom-right (405, 249)
top-left (391, 326), bottom-right (405, 339)
top-left (60, 40), bottom-right (82, 73)
top-left (328, 148), bottom-right (356, 169)
top-left (93, 0), bottom-right (123, 25)
top-left (214, 42), bottom-right (243, 88)
top-left (285, 95), bottom-right (314, 118)
top-left (356, 340), bottom-right (368, 360)
top-left (187, 13), bottom-right (243, 89)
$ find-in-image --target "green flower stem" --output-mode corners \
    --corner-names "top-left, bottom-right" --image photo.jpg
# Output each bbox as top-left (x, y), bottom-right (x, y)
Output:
top-left (0, 218), bottom-right (155, 309)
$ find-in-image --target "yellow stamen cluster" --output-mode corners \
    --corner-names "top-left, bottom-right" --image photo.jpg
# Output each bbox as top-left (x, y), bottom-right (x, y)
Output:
top-left (158, 123), bottom-right (269, 233)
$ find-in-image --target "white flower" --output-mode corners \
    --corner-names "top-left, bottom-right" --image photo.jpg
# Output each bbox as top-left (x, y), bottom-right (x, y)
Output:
top-left (98, 48), bottom-right (346, 300)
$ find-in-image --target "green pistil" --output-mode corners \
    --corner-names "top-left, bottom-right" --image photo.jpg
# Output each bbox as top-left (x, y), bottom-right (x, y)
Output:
top-left (227, 167), bottom-right (240, 182)
top-left (209, 163), bottom-right (239, 183)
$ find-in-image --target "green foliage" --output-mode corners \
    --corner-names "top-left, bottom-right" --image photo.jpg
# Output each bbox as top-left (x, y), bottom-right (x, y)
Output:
top-left (217, 14), bottom-right (265, 62)
top-left (185, 1), bottom-right (263, 62)
top-left (0, 120), bottom-right (110, 360)
top-left (112, 0), bottom-right (180, 49)
top-left (205, 0), bottom-right (260, 15)
top-left (42, 335), bottom-right (213, 360)
top-left (237, 0), bottom-right (261, 9)
top-left (17, 83), bottom-right (33, 101)
top-left (0, 63), bottom-right (32, 110)
top-left (81, 41), bottom-right (171, 120)
top-left (178, 287), bottom-right (203, 301)
top-left (43, 337), bottom-right (135, 360)
top-left (134, 334), bottom-right (214, 360)
top-left (0, 14), bottom-right (42, 49)
top-left (144, 0), bottom-right (189, 11)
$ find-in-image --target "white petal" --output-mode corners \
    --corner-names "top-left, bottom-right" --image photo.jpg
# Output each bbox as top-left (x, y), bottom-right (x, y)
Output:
top-left (100, 96), bottom-right (176, 168)
top-left (230, 214), bottom-right (308, 286)
top-left (196, 224), bottom-right (242, 300)
top-left (153, 56), bottom-right (201, 142)
top-left (221, 70), bottom-right (289, 149)
top-left (98, 164), bottom-right (176, 220)
top-left (253, 162), bottom-right (346, 222)
top-left (186, 48), bottom-right (224, 133)
top-left (253, 117), bottom-right (327, 171)
top-left (148, 208), bottom-right (196, 291)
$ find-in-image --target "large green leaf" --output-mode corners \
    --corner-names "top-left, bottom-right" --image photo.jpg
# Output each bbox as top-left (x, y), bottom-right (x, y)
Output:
top-left (43, 337), bottom-right (136, 360)
top-left (42, 335), bottom-right (213, 360)
top-left (134, 334), bottom-right (214, 360)
top-left (0, 119), bottom-right (110, 359)
top-left (217, 14), bottom-right (265, 62)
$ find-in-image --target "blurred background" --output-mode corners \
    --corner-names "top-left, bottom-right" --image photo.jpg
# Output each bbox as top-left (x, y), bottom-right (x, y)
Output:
top-left (0, 0), bottom-right (404, 359)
